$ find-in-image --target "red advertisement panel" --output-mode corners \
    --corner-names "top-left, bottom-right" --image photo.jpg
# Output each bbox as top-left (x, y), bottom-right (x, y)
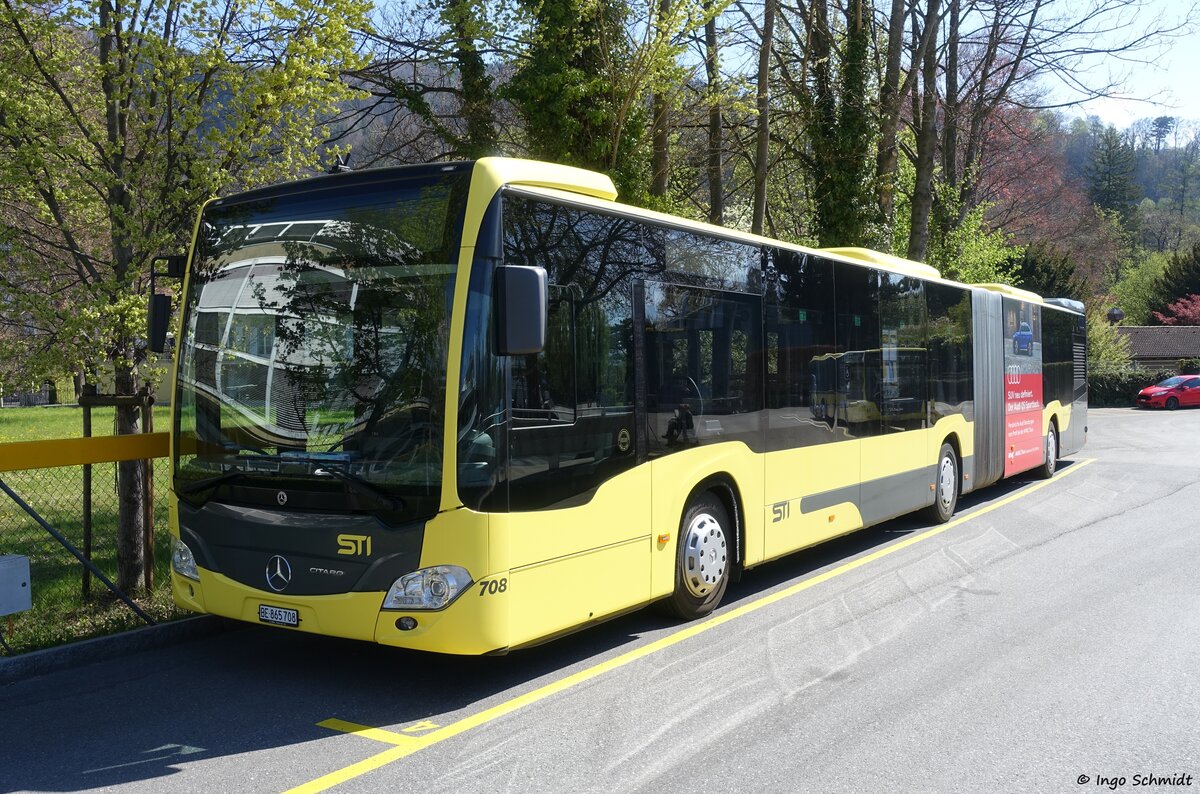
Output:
top-left (1002, 299), bottom-right (1044, 477)
top-left (1004, 370), bottom-right (1043, 476)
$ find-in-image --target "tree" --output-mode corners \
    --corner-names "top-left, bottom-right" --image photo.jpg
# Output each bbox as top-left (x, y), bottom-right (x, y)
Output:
top-left (702, 0), bottom-right (724, 224)
top-left (1151, 243), bottom-right (1200, 319)
top-left (332, 0), bottom-right (503, 165)
top-left (505, 0), bottom-right (710, 206)
top-left (1153, 293), bottom-right (1200, 325)
top-left (0, 0), bottom-right (367, 592)
top-left (1161, 130), bottom-right (1200, 226)
top-left (906, 0), bottom-right (942, 260)
top-left (772, 0), bottom-right (877, 246)
top-left (750, 0), bottom-right (774, 235)
top-left (1112, 250), bottom-right (1170, 324)
top-left (1010, 242), bottom-right (1086, 299)
top-left (904, 0), bottom-right (1189, 263)
top-left (1087, 124), bottom-right (1141, 223)
top-left (874, 0), bottom-right (937, 235)
top-left (1151, 116), bottom-right (1175, 154)
top-left (1086, 310), bottom-right (1132, 371)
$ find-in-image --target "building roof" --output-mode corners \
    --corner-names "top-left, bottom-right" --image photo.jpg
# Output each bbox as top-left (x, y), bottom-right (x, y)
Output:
top-left (1116, 326), bottom-right (1200, 359)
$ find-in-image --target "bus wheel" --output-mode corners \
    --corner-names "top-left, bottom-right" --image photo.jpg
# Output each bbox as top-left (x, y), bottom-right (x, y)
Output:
top-left (1036, 424), bottom-right (1058, 479)
top-left (925, 443), bottom-right (959, 524)
top-left (661, 493), bottom-right (730, 620)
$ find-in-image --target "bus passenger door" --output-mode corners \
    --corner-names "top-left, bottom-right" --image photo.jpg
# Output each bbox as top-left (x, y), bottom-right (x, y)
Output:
top-left (501, 284), bottom-right (651, 646)
top-left (642, 280), bottom-right (766, 594)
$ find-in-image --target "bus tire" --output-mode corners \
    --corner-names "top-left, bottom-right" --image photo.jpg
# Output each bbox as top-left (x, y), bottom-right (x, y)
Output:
top-left (924, 443), bottom-right (959, 524)
top-left (1036, 424), bottom-right (1058, 479)
top-left (661, 492), bottom-right (731, 620)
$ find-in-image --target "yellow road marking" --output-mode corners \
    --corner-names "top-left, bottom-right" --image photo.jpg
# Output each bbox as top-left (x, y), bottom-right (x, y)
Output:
top-left (315, 720), bottom-right (420, 747)
top-left (288, 459), bottom-right (1096, 793)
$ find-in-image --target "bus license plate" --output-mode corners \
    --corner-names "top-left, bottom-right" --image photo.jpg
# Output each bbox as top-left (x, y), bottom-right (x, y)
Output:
top-left (258, 604), bottom-right (299, 627)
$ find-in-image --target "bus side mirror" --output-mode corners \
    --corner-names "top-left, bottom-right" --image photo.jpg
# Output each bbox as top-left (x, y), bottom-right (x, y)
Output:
top-left (495, 265), bottom-right (547, 355)
top-left (147, 254), bottom-right (186, 353)
top-left (148, 293), bottom-right (172, 353)
top-left (152, 255), bottom-right (187, 279)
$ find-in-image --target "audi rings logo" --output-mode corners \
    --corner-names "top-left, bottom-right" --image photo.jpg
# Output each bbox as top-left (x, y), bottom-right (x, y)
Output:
top-left (1006, 364), bottom-right (1021, 386)
top-left (276, 490), bottom-right (288, 506)
top-left (265, 555), bottom-right (292, 592)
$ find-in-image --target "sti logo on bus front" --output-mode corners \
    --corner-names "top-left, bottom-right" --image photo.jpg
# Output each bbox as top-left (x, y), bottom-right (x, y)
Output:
top-left (337, 534), bottom-right (371, 557)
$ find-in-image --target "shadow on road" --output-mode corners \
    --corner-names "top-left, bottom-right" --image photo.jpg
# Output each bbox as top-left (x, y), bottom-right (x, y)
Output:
top-left (1, 458), bottom-right (1086, 792)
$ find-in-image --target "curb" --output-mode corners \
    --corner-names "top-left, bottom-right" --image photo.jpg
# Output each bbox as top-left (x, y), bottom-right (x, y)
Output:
top-left (0, 615), bottom-right (239, 686)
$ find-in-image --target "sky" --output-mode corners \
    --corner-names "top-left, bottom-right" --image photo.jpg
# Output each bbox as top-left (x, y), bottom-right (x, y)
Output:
top-left (1068, 0), bottom-right (1200, 129)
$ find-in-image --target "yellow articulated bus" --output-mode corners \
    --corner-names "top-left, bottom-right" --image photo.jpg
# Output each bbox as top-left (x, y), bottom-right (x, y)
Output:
top-left (163, 158), bottom-right (1087, 654)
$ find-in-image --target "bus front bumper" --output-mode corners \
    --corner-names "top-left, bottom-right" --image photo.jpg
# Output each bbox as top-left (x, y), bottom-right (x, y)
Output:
top-left (172, 568), bottom-right (509, 655)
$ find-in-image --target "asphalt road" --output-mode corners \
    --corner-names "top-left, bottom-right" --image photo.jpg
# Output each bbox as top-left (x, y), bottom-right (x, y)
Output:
top-left (3, 407), bottom-right (1198, 794)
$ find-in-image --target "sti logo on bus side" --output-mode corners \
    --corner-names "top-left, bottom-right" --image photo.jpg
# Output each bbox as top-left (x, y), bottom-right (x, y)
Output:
top-left (337, 534), bottom-right (372, 557)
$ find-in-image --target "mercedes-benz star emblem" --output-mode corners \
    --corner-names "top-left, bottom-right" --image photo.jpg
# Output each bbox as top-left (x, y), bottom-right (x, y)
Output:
top-left (265, 555), bottom-right (292, 592)
top-left (276, 490), bottom-right (288, 506)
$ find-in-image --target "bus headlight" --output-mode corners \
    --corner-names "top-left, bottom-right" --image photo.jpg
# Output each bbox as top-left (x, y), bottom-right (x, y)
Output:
top-left (171, 537), bottom-right (199, 581)
top-left (382, 566), bottom-right (472, 611)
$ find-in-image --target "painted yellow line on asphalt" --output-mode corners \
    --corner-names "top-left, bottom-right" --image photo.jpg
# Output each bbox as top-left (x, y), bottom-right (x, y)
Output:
top-left (315, 719), bottom-right (424, 747)
top-left (287, 458), bottom-right (1096, 793)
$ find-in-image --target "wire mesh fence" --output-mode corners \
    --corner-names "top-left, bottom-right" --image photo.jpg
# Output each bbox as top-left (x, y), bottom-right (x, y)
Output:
top-left (0, 454), bottom-right (185, 655)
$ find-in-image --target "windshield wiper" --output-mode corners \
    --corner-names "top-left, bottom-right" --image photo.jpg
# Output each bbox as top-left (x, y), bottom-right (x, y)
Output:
top-left (315, 467), bottom-right (406, 512)
top-left (175, 469), bottom-right (251, 495)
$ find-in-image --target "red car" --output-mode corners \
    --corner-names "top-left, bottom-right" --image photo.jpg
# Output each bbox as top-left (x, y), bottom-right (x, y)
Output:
top-left (1136, 375), bottom-right (1200, 410)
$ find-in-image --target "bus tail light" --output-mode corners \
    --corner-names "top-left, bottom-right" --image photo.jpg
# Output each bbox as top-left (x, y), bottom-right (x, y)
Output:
top-left (382, 566), bottom-right (472, 611)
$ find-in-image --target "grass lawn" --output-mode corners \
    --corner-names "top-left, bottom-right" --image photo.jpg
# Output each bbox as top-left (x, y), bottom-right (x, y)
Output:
top-left (1, 407), bottom-right (185, 655)
top-left (0, 405), bottom-right (172, 443)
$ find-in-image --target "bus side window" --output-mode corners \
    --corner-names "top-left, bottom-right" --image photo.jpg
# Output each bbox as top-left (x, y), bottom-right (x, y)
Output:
top-left (503, 197), bottom-right (638, 511)
top-left (643, 281), bottom-right (762, 455)
top-left (765, 248), bottom-right (836, 449)
top-left (880, 273), bottom-right (927, 432)
top-left (511, 286), bottom-right (576, 427)
top-left (833, 260), bottom-right (881, 438)
top-left (926, 283), bottom-right (974, 423)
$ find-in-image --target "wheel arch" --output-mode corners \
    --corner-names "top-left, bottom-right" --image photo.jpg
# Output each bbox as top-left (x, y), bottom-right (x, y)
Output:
top-left (938, 432), bottom-right (964, 500)
top-left (684, 473), bottom-right (745, 579)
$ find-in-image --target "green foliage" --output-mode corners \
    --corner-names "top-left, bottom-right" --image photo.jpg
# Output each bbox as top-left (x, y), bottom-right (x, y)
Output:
top-left (1086, 311), bottom-right (1132, 370)
top-left (0, 0), bottom-right (370, 395)
top-left (504, 0), bottom-right (711, 205)
top-left (925, 181), bottom-right (1018, 284)
top-left (1111, 250), bottom-right (1170, 324)
top-left (1088, 367), bottom-right (1175, 408)
top-left (1179, 358), bottom-right (1200, 375)
top-left (1150, 244), bottom-right (1200, 319)
top-left (1087, 123), bottom-right (1140, 224)
top-left (1010, 242), bottom-right (1086, 299)
top-left (801, 5), bottom-right (878, 247)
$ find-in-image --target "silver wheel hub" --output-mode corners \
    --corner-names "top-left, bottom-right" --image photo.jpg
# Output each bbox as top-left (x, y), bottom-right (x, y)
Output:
top-left (938, 455), bottom-right (956, 510)
top-left (683, 512), bottom-right (727, 598)
top-left (1046, 431), bottom-right (1056, 471)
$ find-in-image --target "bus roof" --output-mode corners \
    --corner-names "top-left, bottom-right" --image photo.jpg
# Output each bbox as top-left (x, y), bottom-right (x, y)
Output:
top-left (228, 156), bottom-right (1040, 298)
top-left (973, 283), bottom-right (1044, 304)
top-left (819, 247), bottom-right (941, 280)
top-left (472, 158), bottom-right (992, 290)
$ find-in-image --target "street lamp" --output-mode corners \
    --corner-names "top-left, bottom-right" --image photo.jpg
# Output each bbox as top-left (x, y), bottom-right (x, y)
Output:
top-left (1106, 307), bottom-right (1125, 326)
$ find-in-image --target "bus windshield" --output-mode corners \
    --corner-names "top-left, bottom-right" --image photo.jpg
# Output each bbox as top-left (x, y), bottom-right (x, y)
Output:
top-left (173, 169), bottom-right (469, 520)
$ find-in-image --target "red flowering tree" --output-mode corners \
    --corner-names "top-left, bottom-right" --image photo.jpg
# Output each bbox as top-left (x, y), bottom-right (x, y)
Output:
top-left (1154, 294), bottom-right (1200, 325)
